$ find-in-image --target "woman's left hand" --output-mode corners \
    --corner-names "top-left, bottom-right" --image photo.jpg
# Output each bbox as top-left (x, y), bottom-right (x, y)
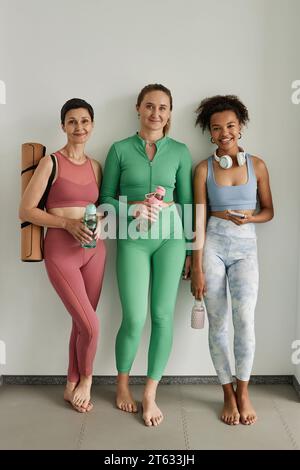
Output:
top-left (182, 255), bottom-right (192, 280)
top-left (227, 213), bottom-right (254, 226)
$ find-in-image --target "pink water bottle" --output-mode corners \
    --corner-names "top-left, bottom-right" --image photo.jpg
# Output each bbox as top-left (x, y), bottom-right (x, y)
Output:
top-left (191, 299), bottom-right (206, 329)
top-left (138, 185), bottom-right (166, 232)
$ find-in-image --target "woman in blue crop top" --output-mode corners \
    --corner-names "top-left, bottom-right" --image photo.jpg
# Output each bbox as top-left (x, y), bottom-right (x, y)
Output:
top-left (191, 95), bottom-right (274, 426)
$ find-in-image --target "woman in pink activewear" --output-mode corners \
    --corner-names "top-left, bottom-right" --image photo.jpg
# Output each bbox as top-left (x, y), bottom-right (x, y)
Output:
top-left (19, 98), bottom-right (106, 412)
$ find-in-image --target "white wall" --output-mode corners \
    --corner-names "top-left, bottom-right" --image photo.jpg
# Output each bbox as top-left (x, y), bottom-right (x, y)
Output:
top-left (296, 254), bottom-right (300, 383)
top-left (0, 0), bottom-right (299, 377)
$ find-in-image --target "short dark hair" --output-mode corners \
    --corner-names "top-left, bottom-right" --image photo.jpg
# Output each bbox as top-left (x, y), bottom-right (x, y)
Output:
top-left (60, 98), bottom-right (94, 124)
top-left (136, 84), bottom-right (173, 135)
top-left (195, 95), bottom-right (249, 132)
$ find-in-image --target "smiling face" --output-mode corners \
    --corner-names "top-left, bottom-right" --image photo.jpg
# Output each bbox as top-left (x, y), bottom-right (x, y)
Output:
top-left (210, 110), bottom-right (241, 154)
top-left (62, 107), bottom-right (94, 144)
top-left (136, 90), bottom-right (171, 135)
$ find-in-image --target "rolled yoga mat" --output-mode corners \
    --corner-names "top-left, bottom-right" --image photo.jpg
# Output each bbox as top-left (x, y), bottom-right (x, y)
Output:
top-left (21, 143), bottom-right (46, 262)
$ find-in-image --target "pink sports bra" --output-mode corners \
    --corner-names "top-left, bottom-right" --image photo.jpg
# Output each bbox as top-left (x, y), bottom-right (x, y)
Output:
top-left (45, 151), bottom-right (99, 209)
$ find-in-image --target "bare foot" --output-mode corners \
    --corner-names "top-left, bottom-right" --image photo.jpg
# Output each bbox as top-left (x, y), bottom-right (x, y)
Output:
top-left (142, 397), bottom-right (163, 427)
top-left (116, 383), bottom-right (138, 413)
top-left (72, 377), bottom-right (93, 412)
top-left (64, 383), bottom-right (92, 413)
top-left (221, 393), bottom-right (240, 425)
top-left (237, 391), bottom-right (257, 425)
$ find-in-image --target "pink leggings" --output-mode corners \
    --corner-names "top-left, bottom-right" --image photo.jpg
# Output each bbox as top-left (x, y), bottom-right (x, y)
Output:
top-left (44, 228), bottom-right (106, 382)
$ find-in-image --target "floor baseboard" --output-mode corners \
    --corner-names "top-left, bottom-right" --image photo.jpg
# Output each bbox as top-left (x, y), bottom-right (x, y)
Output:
top-left (292, 375), bottom-right (300, 400)
top-left (1, 374), bottom-right (295, 387)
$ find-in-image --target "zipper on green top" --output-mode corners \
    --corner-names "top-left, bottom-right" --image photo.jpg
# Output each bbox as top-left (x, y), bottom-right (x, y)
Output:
top-left (149, 160), bottom-right (152, 193)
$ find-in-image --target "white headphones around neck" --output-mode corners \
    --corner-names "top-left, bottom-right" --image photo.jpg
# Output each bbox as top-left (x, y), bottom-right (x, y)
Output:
top-left (214, 149), bottom-right (246, 170)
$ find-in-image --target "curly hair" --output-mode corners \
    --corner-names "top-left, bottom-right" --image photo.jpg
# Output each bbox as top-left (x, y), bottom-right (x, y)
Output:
top-left (195, 95), bottom-right (249, 132)
top-left (136, 83), bottom-right (173, 135)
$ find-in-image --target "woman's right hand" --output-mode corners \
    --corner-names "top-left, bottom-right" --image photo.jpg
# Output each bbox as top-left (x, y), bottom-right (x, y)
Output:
top-left (191, 269), bottom-right (207, 300)
top-left (64, 218), bottom-right (93, 244)
top-left (132, 202), bottom-right (160, 222)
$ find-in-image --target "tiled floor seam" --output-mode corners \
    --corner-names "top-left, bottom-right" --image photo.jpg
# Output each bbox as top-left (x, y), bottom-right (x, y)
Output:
top-left (76, 415), bottom-right (87, 450)
top-left (272, 399), bottom-right (299, 450)
top-left (178, 386), bottom-right (190, 450)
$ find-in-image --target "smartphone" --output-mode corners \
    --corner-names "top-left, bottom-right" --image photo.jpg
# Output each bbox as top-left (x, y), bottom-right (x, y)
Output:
top-left (228, 211), bottom-right (246, 219)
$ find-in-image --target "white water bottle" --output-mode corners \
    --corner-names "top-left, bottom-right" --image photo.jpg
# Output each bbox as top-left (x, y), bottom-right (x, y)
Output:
top-left (191, 299), bottom-right (206, 329)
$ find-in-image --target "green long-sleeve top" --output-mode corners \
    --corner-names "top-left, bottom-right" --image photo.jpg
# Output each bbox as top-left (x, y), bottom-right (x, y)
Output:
top-left (100, 133), bottom-right (193, 251)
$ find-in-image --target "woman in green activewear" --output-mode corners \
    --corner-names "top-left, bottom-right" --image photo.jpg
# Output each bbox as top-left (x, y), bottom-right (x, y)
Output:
top-left (101, 84), bottom-right (193, 427)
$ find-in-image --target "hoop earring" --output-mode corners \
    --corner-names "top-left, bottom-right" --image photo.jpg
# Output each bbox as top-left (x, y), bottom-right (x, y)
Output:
top-left (239, 132), bottom-right (242, 139)
top-left (210, 137), bottom-right (215, 144)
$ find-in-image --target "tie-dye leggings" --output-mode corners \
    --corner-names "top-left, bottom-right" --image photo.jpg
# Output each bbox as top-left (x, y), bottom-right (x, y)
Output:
top-left (203, 216), bottom-right (259, 384)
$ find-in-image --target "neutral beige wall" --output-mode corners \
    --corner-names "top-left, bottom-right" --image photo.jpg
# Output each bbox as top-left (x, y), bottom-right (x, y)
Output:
top-left (296, 254), bottom-right (300, 382)
top-left (0, 0), bottom-right (299, 378)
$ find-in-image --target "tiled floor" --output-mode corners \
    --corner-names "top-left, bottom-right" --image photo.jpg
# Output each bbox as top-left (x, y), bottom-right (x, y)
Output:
top-left (0, 384), bottom-right (299, 450)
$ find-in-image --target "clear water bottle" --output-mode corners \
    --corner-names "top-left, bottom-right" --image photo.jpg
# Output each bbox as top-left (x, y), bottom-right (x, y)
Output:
top-left (138, 185), bottom-right (166, 232)
top-left (82, 203), bottom-right (97, 248)
top-left (191, 299), bottom-right (206, 329)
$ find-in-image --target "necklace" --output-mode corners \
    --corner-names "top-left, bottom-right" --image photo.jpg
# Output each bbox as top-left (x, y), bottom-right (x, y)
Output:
top-left (138, 132), bottom-right (159, 147)
top-left (61, 148), bottom-right (87, 164)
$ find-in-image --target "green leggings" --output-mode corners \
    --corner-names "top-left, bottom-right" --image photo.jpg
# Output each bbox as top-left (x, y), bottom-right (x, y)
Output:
top-left (116, 206), bottom-right (186, 380)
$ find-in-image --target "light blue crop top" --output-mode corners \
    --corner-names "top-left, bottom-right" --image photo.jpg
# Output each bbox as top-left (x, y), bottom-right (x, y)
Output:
top-left (207, 154), bottom-right (257, 211)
